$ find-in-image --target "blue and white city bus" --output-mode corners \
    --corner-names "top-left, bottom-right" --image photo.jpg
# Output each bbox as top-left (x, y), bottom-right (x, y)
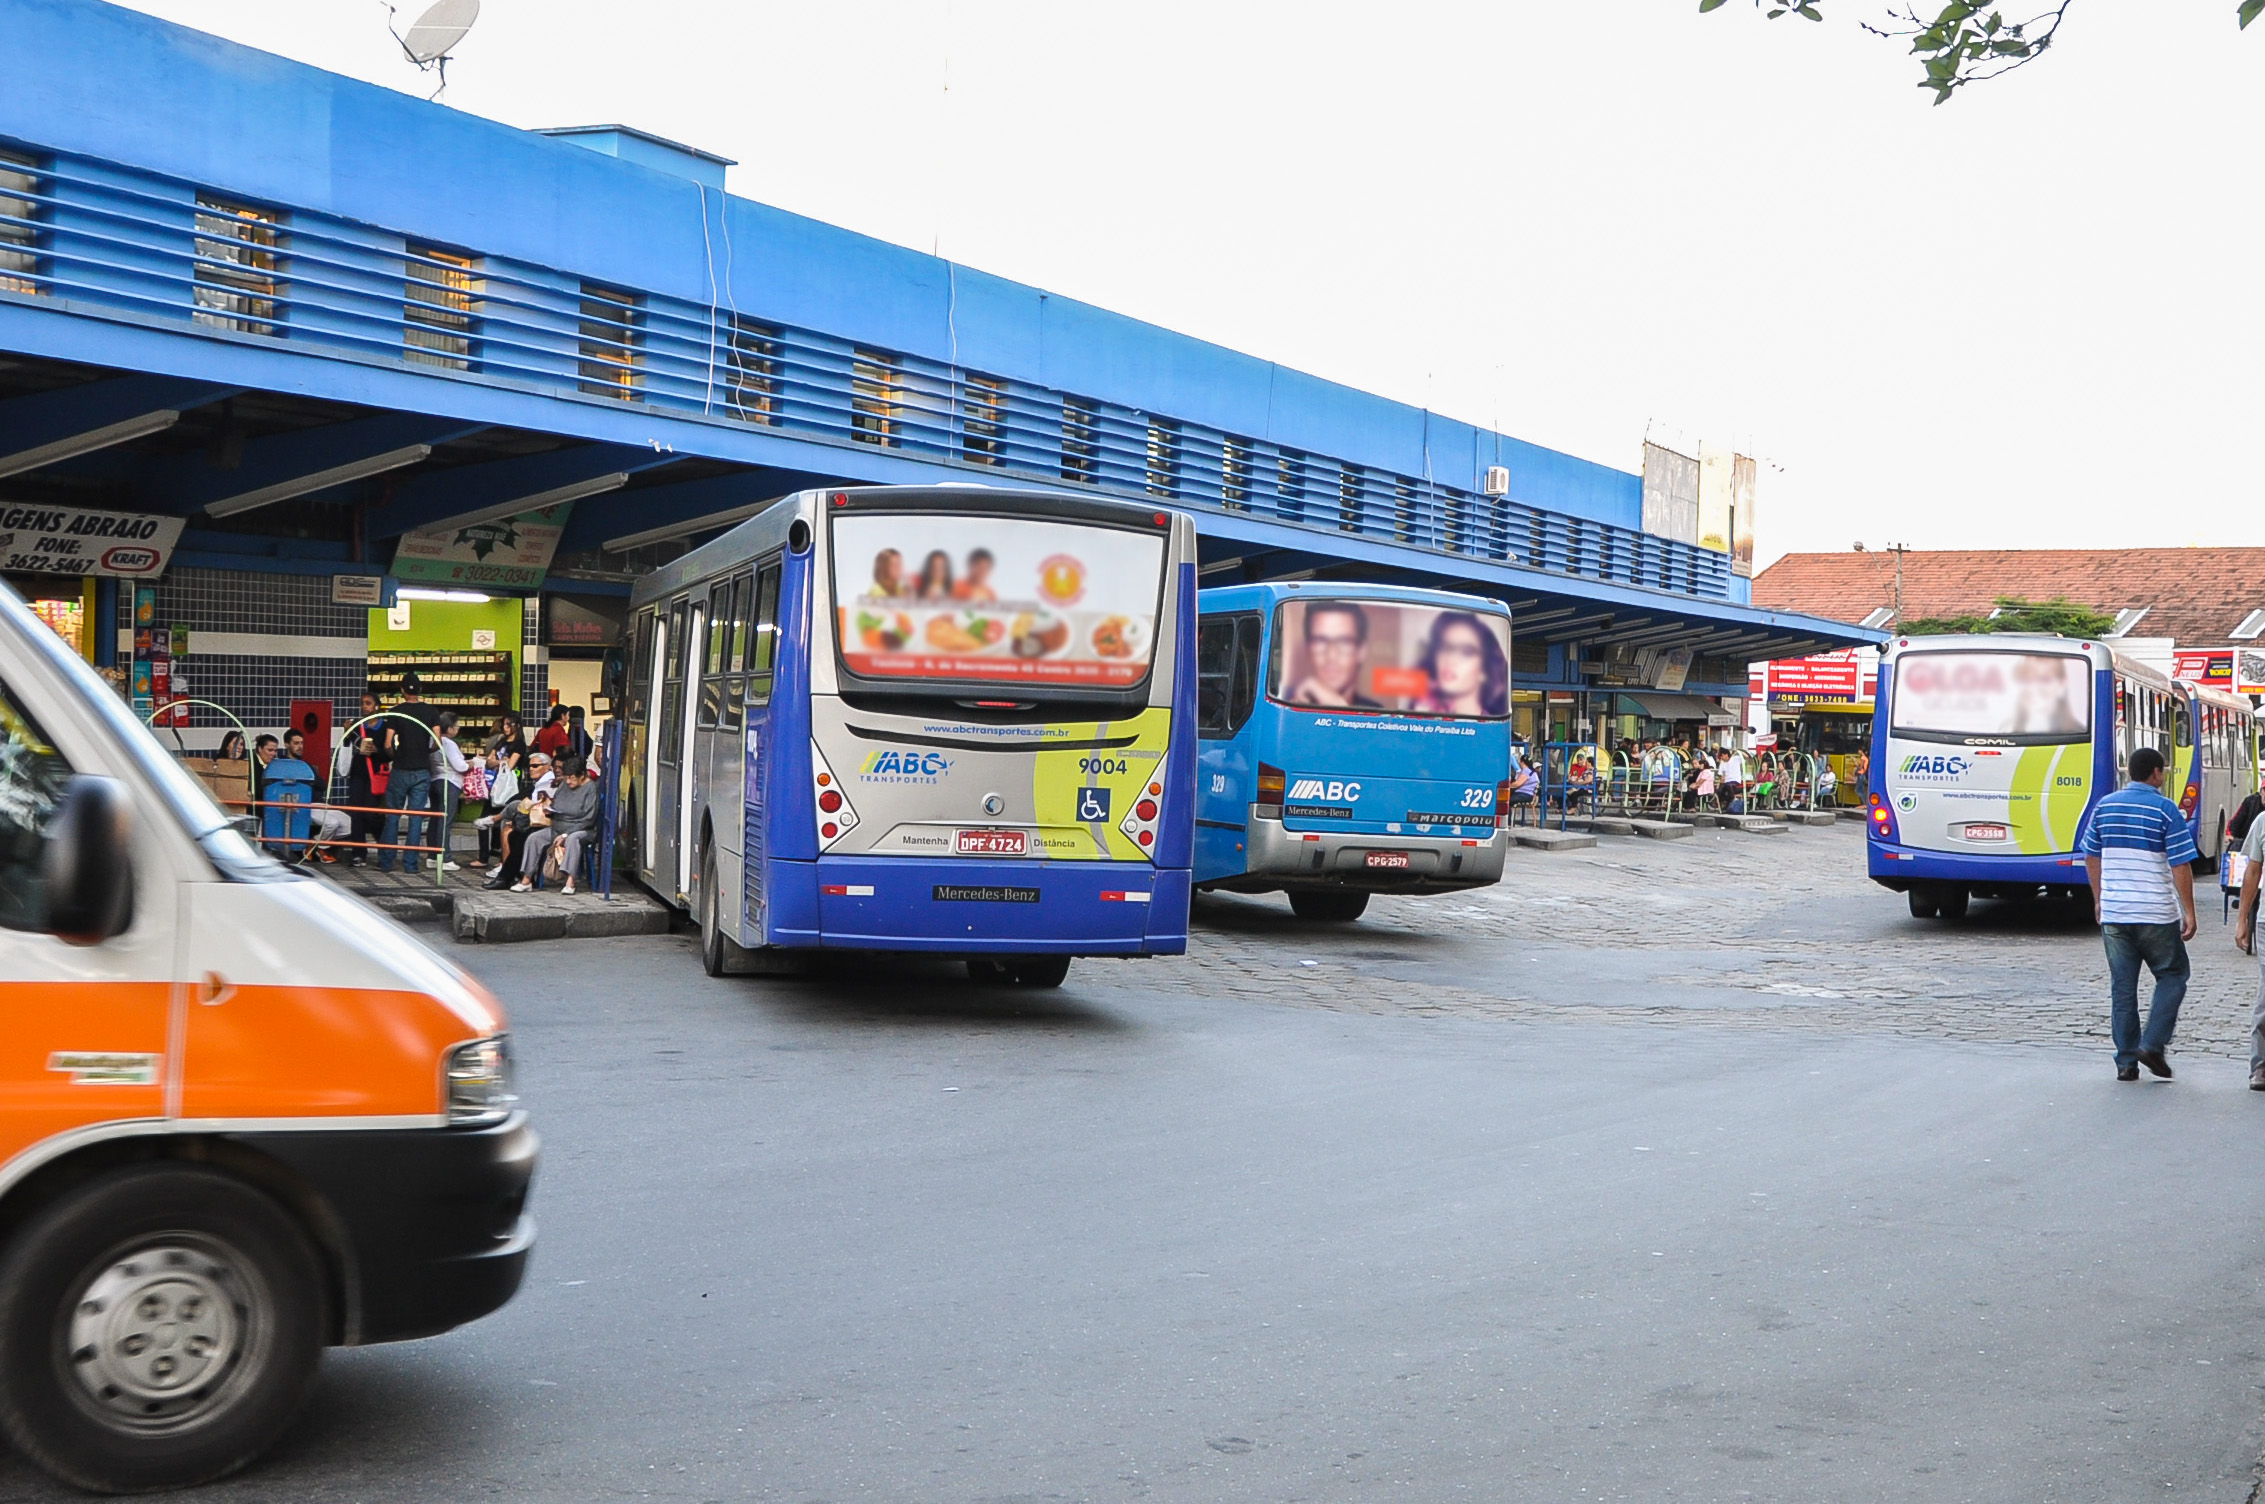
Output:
top-left (1190, 583), bottom-right (1514, 922)
top-left (1866, 632), bottom-right (2225, 919)
top-left (624, 486), bottom-right (1199, 985)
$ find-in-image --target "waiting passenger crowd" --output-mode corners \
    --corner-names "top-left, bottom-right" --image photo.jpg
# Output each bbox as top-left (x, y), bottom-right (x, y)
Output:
top-left (214, 679), bottom-right (604, 894)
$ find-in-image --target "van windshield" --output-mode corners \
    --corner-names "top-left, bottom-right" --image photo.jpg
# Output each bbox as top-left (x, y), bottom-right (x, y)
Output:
top-left (3, 586), bottom-right (284, 883)
top-left (1268, 599), bottom-right (1512, 719)
top-left (1891, 650), bottom-right (2092, 742)
top-left (831, 512), bottom-right (1164, 690)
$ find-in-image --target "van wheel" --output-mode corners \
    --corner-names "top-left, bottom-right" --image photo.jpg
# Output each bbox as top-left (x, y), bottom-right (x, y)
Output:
top-left (1289, 891), bottom-right (1370, 923)
top-left (1907, 888), bottom-right (1940, 919)
top-left (1010, 956), bottom-right (1071, 988)
top-left (0, 1167), bottom-right (324, 1494)
top-left (699, 849), bottom-right (725, 978)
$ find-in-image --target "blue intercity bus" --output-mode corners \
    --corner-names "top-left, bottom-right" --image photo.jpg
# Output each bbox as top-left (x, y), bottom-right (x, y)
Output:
top-left (625, 485), bottom-right (1199, 985)
top-left (1190, 582), bottom-right (1514, 921)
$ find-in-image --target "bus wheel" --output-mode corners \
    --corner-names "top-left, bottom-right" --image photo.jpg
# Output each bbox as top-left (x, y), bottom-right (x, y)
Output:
top-left (1937, 887), bottom-right (1970, 921)
top-left (1907, 888), bottom-right (1940, 919)
top-left (1289, 891), bottom-right (1370, 923)
top-left (1010, 956), bottom-right (1071, 988)
top-left (699, 851), bottom-right (726, 978)
top-left (0, 1166), bottom-right (324, 1494)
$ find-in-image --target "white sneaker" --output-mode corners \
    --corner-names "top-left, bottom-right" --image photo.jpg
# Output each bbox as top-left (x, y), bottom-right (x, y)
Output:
top-left (509, 880), bottom-right (532, 893)
top-left (444, 861), bottom-right (462, 871)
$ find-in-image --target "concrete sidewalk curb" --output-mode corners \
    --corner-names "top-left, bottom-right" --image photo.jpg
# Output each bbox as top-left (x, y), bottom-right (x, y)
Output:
top-left (452, 888), bottom-right (674, 943)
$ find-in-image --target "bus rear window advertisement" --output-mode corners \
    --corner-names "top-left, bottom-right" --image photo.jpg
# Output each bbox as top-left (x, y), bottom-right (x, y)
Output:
top-left (1270, 599), bottom-right (1511, 719)
top-left (1890, 650), bottom-right (2091, 744)
top-left (832, 513), bottom-right (1164, 690)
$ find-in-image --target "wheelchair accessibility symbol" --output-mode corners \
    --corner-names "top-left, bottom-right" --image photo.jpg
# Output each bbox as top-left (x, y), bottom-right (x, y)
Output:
top-left (1076, 786), bottom-right (1112, 823)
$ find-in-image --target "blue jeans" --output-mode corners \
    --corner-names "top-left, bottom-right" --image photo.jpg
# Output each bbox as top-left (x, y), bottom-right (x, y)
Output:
top-left (379, 769), bottom-right (433, 873)
top-left (2102, 922), bottom-right (2189, 1067)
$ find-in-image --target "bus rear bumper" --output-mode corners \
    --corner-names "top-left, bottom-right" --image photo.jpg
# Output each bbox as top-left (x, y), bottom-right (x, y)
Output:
top-left (782, 857), bottom-right (1190, 955)
top-left (1217, 812), bottom-right (1508, 894)
top-left (1868, 842), bottom-right (2089, 891)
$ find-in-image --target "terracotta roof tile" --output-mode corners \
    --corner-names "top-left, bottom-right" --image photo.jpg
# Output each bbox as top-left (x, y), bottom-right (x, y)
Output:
top-left (1752, 549), bottom-right (2265, 650)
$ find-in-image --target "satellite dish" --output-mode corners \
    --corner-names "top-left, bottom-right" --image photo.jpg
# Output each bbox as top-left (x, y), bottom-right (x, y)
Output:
top-left (400, 0), bottom-right (478, 64)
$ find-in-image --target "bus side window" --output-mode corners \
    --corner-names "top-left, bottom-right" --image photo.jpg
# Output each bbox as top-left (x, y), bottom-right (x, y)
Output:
top-left (1195, 619), bottom-right (1238, 737)
top-left (629, 609), bottom-right (654, 721)
top-left (664, 601), bottom-right (691, 759)
top-left (747, 559), bottom-right (781, 707)
top-left (2175, 701), bottom-right (2191, 748)
top-left (1230, 615), bottom-right (1263, 732)
top-left (698, 581), bottom-right (731, 730)
top-left (719, 573), bottom-right (752, 733)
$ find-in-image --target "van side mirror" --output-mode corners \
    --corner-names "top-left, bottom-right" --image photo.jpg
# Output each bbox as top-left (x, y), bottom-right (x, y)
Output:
top-left (44, 776), bottom-right (134, 946)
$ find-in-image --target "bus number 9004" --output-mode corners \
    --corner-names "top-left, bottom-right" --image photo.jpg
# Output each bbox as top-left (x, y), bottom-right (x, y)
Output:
top-left (1079, 757), bottom-right (1129, 775)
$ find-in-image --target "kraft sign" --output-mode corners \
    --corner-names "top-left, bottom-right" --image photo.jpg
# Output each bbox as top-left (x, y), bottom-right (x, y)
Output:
top-left (0, 505), bottom-right (184, 579)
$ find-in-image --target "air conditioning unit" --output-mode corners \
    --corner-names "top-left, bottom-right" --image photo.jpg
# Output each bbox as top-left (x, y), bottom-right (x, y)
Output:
top-left (1482, 465), bottom-right (1510, 497)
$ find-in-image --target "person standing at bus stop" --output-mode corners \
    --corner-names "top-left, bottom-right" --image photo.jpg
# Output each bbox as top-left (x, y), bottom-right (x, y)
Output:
top-left (2082, 746), bottom-right (2200, 1082)
top-left (377, 674), bottom-right (438, 875)
top-left (2226, 798), bottom-right (2265, 1090)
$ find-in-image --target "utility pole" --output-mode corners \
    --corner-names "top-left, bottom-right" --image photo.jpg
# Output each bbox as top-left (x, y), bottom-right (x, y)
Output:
top-left (1888, 542), bottom-right (1910, 629)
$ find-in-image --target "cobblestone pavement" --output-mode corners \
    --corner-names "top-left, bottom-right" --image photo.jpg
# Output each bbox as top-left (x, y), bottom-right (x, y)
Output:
top-left (1152, 822), bottom-right (2264, 1061)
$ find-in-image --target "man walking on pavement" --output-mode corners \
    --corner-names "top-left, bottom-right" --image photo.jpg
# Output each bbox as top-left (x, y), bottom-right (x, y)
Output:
top-left (2082, 746), bottom-right (2199, 1081)
top-left (2228, 806), bottom-right (2265, 1090)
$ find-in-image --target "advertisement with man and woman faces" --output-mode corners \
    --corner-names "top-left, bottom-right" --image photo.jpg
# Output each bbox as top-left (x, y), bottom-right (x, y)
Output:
top-left (1270, 599), bottom-right (1512, 719)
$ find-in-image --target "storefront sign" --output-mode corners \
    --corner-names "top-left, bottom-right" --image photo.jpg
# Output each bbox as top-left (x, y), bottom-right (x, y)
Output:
top-left (0, 504), bottom-right (183, 578)
top-left (2239, 649), bottom-right (2265, 697)
top-left (1653, 646), bottom-right (1693, 693)
top-left (1766, 651), bottom-right (1864, 701)
top-left (332, 574), bottom-right (385, 606)
top-left (391, 503), bottom-right (571, 589)
top-left (2173, 648), bottom-right (2234, 688)
top-left (546, 594), bottom-right (624, 647)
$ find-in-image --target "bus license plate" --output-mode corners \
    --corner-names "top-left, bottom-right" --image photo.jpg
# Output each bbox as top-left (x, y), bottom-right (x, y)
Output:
top-left (1964, 823), bottom-right (2008, 841)
top-left (956, 829), bottom-right (1028, 856)
top-left (1365, 850), bottom-right (1411, 869)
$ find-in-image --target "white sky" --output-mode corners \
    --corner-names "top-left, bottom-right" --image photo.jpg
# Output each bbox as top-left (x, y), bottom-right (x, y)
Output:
top-left (107, 1), bottom-right (2265, 567)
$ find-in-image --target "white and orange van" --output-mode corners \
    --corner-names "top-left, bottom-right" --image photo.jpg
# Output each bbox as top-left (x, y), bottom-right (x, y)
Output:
top-left (0, 580), bottom-right (535, 1493)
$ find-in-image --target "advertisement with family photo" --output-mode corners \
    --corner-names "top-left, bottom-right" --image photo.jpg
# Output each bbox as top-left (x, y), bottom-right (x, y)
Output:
top-left (1269, 599), bottom-right (1512, 719)
top-left (832, 514), bottom-right (1165, 687)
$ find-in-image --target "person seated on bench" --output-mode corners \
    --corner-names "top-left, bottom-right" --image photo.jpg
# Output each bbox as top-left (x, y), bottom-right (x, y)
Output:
top-left (1505, 751), bottom-right (1539, 819)
top-left (512, 755), bottom-right (598, 895)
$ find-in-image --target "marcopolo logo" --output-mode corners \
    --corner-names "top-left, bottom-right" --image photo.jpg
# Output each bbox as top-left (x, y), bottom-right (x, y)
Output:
top-left (1898, 753), bottom-right (1974, 781)
top-left (1287, 778), bottom-right (1361, 803)
top-left (860, 749), bottom-right (952, 783)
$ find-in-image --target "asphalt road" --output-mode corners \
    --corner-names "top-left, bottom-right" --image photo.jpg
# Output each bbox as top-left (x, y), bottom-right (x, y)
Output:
top-left (7, 832), bottom-right (2264, 1502)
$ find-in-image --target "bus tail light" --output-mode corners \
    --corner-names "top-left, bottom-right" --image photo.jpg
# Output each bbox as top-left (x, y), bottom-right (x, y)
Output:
top-left (1496, 780), bottom-right (1514, 829)
top-left (1868, 791), bottom-right (1898, 844)
top-left (1255, 762), bottom-right (1285, 820)
top-left (811, 741), bottom-right (860, 849)
top-left (1119, 768), bottom-right (1164, 859)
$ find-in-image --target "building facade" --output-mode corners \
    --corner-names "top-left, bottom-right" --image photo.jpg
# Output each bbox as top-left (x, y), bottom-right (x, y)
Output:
top-left (0, 0), bottom-right (1872, 755)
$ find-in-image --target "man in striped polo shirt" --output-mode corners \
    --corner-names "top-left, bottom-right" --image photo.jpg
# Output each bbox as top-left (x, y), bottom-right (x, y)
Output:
top-left (2080, 747), bottom-right (2200, 1081)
